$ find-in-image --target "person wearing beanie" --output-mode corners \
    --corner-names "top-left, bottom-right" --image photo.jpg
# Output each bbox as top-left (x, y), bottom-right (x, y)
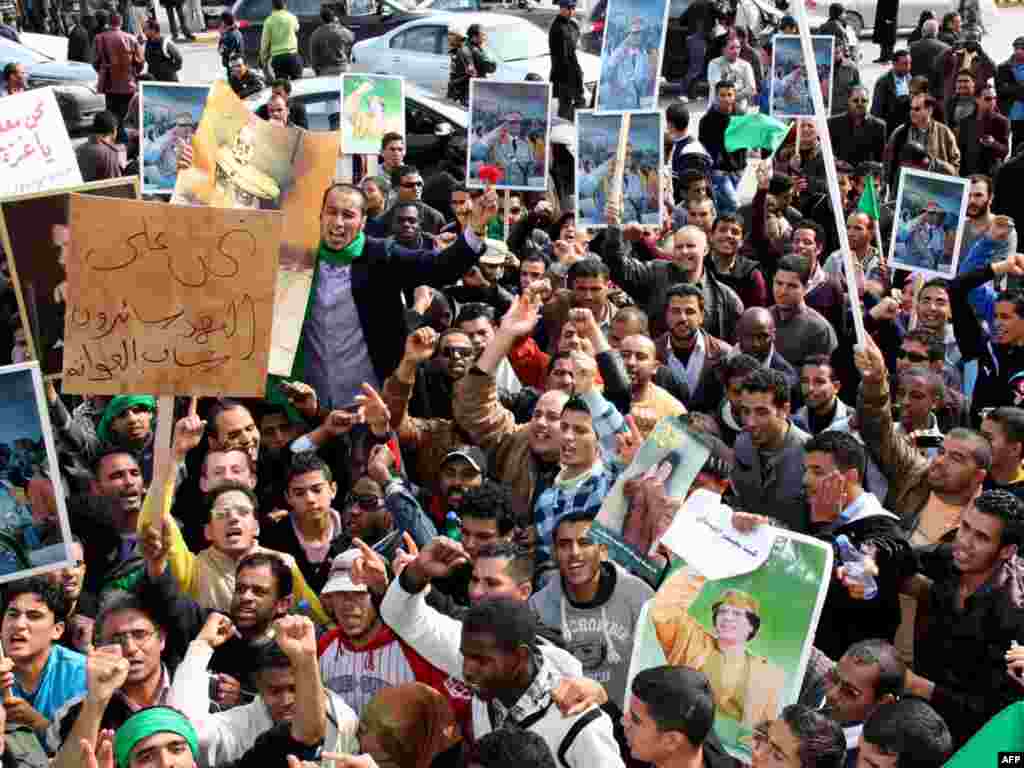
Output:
top-left (95, 395), bottom-right (158, 482)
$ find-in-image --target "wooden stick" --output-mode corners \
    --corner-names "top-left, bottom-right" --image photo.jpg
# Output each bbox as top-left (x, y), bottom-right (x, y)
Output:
top-left (611, 114), bottom-right (632, 216)
top-left (150, 395), bottom-right (176, 538)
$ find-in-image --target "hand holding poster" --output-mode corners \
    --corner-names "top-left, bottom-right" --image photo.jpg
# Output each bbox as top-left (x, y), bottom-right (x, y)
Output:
top-left (0, 88), bottom-right (82, 197)
top-left (627, 497), bottom-right (832, 763)
top-left (61, 196), bottom-right (281, 395)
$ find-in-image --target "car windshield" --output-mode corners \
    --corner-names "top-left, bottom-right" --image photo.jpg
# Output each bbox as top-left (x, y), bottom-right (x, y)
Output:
top-left (483, 22), bottom-right (547, 61)
top-left (0, 39), bottom-right (47, 66)
top-left (417, 0), bottom-right (478, 9)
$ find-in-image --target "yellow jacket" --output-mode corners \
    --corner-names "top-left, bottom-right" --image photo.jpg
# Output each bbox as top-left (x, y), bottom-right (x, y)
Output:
top-left (138, 470), bottom-right (330, 626)
top-left (650, 568), bottom-right (784, 728)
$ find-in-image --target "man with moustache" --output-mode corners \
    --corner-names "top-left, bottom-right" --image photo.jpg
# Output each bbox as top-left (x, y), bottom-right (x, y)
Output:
top-left (654, 283), bottom-right (733, 412)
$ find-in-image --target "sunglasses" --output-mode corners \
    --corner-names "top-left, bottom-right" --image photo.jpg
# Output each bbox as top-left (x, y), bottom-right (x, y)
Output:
top-left (353, 494), bottom-right (383, 510)
top-left (441, 346), bottom-right (475, 359)
top-left (401, 180), bottom-right (424, 188)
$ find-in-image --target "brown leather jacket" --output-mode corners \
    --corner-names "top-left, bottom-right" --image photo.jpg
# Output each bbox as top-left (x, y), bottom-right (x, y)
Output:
top-left (93, 29), bottom-right (142, 95)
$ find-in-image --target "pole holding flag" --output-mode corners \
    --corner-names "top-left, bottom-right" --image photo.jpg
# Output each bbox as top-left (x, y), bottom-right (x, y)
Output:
top-left (857, 175), bottom-right (888, 284)
top-left (791, 0), bottom-right (867, 349)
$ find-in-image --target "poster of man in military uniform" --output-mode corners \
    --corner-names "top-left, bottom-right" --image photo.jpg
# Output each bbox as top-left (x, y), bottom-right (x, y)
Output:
top-left (595, 0), bottom-right (670, 112)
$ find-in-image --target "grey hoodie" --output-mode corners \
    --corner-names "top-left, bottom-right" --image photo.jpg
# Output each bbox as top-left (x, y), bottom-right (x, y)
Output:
top-left (530, 562), bottom-right (653, 709)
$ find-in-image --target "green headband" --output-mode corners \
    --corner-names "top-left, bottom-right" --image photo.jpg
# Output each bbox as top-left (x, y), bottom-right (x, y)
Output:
top-left (96, 395), bottom-right (156, 444)
top-left (114, 707), bottom-right (199, 768)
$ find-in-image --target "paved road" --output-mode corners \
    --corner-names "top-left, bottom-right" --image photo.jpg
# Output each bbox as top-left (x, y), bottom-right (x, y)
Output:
top-left (172, 4), bottom-right (1024, 110)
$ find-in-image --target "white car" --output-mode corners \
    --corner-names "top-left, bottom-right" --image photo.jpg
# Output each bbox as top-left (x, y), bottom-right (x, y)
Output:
top-left (350, 11), bottom-right (600, 100)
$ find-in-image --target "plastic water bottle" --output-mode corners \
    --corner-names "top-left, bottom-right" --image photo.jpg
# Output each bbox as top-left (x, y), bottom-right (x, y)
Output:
top-left (444, 511), bottom-right (462, 542)
top-left (835, 535), bottom-right (878, 599)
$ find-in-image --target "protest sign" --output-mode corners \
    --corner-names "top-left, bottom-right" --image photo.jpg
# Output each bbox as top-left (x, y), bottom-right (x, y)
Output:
top-left (467, 80), bottom-right (551, 192)
top-left (628, 514), bottom-right (833, 763)
top-left (172, 82), bottom-right (340, 376)
top-left (889, 168), bottom-right (970, 279)
top-left (576, 110), bottom-right (663, 230)
top-left (593, 416), bottom-right (710, 586)
top-left (60, 195), bottom-right (281, 396)
top-left (594, 0), bottom-right (670, 112)
top-left (0, 178), bottom-right (140, 377)
top-left (140, 83), bottom-right (210, 195)
top-left (0, 87), bottom-right (82, 198)
top-left (0, 361), bottom-right (73, 583)
top-left (341, 74), bottom-right (405, 155)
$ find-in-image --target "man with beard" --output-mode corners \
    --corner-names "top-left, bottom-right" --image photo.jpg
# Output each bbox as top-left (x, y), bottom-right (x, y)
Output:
top-left (94, 396), bottom-right (158, 483)
top-left (706, 214), bottom-right (767, 309)
top-left (162, 614), bottom-right (353, 766)
top-left (654, 284), bottom-right (733, 413)
top-left (604, 212), bottom-right (744, 341)
top-left (958, 176), bottom-right (1017, 270)
top-left (732, 368), bottom-right (811, 530)
top-left (904, 490), bottom-right (1024, 749)
top-left (620, 334), bottom-right (686, 421)
top-left (793, 356), bottom-right (851, 435)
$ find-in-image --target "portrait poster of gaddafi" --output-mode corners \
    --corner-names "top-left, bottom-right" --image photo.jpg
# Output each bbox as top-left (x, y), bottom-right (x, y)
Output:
top-left (626, 491), bottom-right (832, 763)
top-left (595, 0), bottom-right (671, 112)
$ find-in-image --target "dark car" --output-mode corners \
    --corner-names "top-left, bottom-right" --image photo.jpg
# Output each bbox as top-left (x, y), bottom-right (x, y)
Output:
top-left (0, 37), bottom-right (105, 134)
top-left (231, 0), bottom-right (523, 68)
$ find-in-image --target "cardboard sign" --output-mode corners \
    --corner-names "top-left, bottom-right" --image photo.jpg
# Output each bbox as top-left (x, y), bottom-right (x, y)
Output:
top-left (0, 87), bottom-right (82, 197)
top-left (61, 196), bottom-right (280, 395)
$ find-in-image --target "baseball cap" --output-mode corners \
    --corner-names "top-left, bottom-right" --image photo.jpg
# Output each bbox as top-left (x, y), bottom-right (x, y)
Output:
top-left (557, 0), bottom-right (577, 8)
top-left (321, 549), bottom-right (367, 594)
top-left (780, 14), bottom-right (797, 27)
top-left (441, 446), bottom-right (487, 475)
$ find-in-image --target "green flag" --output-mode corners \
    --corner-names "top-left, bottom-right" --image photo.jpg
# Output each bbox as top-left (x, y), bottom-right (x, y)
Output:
top-left (724, 113), bottom-right (791, 154)
top-left (857, 175), bottom-right (881, 220)
top-left (945, 701), bottom-right (1024, 766)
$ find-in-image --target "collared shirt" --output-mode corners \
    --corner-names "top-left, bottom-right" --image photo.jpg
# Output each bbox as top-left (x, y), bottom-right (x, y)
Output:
top-left (114, 665), bottom-right (172, 713)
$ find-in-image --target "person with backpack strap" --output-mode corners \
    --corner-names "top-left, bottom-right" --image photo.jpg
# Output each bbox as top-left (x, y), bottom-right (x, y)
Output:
top-left (142, 18), bottom-right (182, 82)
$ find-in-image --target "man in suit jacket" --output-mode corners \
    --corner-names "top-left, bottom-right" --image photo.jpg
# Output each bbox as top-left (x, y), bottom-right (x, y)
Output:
top-left (290, 184), bottom-right (495, 411)
top-left (910, 20), bottom-right (949, 96)
top-left (653, 283), bottom-right (733, 413)
top-left (993, 145), bottom-right (1024, 228)
top-left (958, 81), bottom-right (1010, 177)
top-left (871, 51), bottom-right (913, 136)
top-left (828, 85), bottom-right (888, 166)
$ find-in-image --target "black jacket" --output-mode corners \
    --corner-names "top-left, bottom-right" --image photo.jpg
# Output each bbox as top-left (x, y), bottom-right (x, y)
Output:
top-left (993, 148), bottom-right (1024, 228)
top-left (447, 42), bottom-right (474, 104)
top-left (871, 71), bottom-right (909, 136)
top-left (811, 510), bottom-right (915, 661)
top-left (144, 36), bottom-right (182, 81)
top-left (996, 56), bottom-right (1024, 121)
top-left (698, 106), bottom-right (745, 173)
top-left (949, 263), bottom-right (1024, 425)
top-left (910, 37), bottom-right (950, 95)
top-left (229, 69), bottom-right (265, 99)
top-left (67, 23), bottom-right (92, 63)
top-left (548, 15), bottom-right (583, 101)
top-left (260, 516), bottom-right (350, 594)
top-left (915, 545), bottom-right (1024, 748)
top-left (827, 112), bottom-right (887, 166)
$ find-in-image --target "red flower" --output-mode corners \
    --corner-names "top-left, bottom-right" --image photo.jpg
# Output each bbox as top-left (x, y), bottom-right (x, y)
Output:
top-left (478, 164), bottom-right (504, 185)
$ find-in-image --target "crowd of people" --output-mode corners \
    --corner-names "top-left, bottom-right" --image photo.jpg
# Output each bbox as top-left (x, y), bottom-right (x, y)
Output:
top-left (4, 0), bottom-right (1024, 766)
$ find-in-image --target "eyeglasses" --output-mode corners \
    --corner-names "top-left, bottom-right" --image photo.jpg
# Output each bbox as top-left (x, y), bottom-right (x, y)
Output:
top-left (441, 346), bottom-right (475, 359)
top-left (401, 180), bottom-right (424, 188)
top-left (353, 494), bottom-right (383, 510)
top-left (107, 628), bottom-right (156, 648)
top-left (897, 350), bottom-right (930, 363)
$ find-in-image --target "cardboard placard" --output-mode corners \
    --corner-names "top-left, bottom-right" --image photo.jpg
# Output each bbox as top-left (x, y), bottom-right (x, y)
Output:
top-left (0, 87), bottom-right (82, 197)
top-left (61, 196), bottom-right (280, 395)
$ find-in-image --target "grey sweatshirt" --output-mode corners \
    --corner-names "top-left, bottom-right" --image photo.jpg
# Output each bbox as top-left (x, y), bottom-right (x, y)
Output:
top-left (530, 562), bottom-right (654, 708)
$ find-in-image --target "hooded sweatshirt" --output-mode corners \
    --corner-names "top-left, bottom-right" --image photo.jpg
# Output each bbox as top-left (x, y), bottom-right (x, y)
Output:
top-left (811, 492), bottom-right (916, 660)
top-left (530, 562), bottom-right (653, 709)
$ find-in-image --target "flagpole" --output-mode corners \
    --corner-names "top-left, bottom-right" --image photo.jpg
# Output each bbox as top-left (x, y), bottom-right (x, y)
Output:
top-left (791, 5), bottom-right (867, 348)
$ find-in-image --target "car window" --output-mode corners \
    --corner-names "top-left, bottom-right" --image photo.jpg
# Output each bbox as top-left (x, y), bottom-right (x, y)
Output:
top-left (294, 93), bottom-right (342, 132)
top-left (407, 98), bottom-right (444, 135)
top-left (420, 0), bottom-right (478, 9)
top-left (236, 0), bottom-right (272, 20)
top-left (287, 0), bottom-right (320, 14)
top-left (668, 0), bottom-right (689, 16)
top-left (347, 0), bottom-right (377, 15)
top-left (483, 23), bottom-right (546, 61)
top-left (390, 25), bottom-right (443, 54)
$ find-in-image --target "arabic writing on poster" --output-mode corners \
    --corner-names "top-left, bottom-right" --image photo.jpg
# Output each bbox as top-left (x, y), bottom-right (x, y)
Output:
top-left (62, 196), bottom-right (281, 395)
top-left (0, 88), bottom-right (82, 196)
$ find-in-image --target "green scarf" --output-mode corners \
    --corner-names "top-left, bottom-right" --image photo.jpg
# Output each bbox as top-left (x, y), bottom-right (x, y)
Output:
top-left (265, 233), bottom-right (366, 406)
